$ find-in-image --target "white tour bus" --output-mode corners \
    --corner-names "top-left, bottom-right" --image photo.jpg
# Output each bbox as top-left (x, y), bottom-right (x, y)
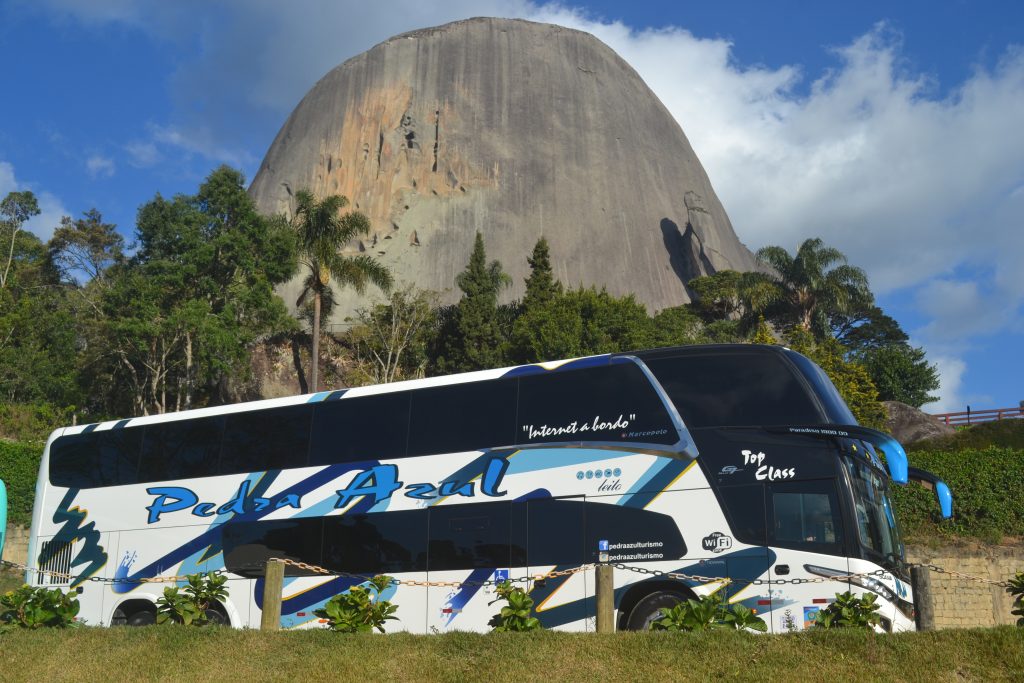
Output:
top-left (21, 344), bottom-right (952, 632)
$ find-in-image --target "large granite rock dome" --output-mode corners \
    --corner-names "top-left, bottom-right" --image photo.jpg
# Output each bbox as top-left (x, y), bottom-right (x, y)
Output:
top-left (249, 17), bottom-right (758, 321)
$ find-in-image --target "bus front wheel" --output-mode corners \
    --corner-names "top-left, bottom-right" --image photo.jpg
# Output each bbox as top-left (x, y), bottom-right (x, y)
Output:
top-left (625, 590), bottom-right (688, 631)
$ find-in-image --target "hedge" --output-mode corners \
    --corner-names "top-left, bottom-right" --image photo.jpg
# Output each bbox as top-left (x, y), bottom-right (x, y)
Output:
top-left (0, 440), bottom-right (43, 527)
top-left (893, 446), bottom-right (1024, 542)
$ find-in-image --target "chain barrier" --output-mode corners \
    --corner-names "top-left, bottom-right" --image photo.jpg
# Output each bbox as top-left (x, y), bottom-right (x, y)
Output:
top-left (0, 558), bottom-right (226, 586)
top-left (2, 556), bottom-right (1014, 590)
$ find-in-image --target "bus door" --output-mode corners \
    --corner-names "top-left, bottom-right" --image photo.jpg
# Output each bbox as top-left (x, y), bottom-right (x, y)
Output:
top-left (766, 479), bottom-right (849, 632)
top-left (424, 501), bottom-right (527, 634)
top-left (713, 483), bottom-right (774, 631)
top-left (522, 497), bottom-right (589, 632)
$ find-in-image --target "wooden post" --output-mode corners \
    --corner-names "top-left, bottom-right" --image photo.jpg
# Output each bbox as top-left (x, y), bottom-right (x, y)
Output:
top-left (911, 565), bottom-right (935, 632)
top-left (595, 564), bottom-right (614, 633)
top-left (260, 559), bottom-right (285, 631)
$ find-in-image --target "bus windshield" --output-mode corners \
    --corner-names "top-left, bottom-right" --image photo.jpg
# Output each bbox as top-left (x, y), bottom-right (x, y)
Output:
top-left (843, 456), bottom-right (904, 568)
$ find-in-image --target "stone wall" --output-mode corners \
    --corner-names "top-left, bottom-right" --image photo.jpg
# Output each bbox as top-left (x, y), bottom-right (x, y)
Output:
top-left (2, 524), bottom-right (30, 567)
top-left (906, 542), bottom-right (1024, 629)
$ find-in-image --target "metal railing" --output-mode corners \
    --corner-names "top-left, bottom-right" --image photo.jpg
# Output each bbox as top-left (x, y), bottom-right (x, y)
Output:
top-left (931, 405), bottom-right (1023, 426)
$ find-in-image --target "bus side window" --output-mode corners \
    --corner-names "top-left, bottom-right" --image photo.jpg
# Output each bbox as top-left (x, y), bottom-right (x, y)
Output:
top-left (310, 392), bottom-right (411, 465)
top-left (768, 480), bottom-right (844, 554)
top-left (427, 502), bottom-right (513, 571)
top-left (50, 428), bottom-right (142, 489)
top-left (220, 405), bottom-right (312, 475)
top-left (322, 509), bottom-right (428, 574)
top-left (715, 484), bottom-right (766, 545)
top-left (408, 379), bottom-right (517, 457)
top-left (138, 416), bottom-right (224, 483)
top-left (221, 518), bottom-right (325, 577)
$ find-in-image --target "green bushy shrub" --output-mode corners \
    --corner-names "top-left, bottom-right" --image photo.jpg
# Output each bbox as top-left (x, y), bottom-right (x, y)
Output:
top-left (0, 584), bottom-right (80, 629)
top-left (488, 581), bottom-right (542, 632)
top-left (814, 591), bottom-right (881, 629)
top-left (651, 592), bottom-right (766, 632)
top-left (314, 575), bottom-right (398, 633)
top-left (0, 440), bottom-right (42, 527)
top-left (155, 572), bottom-right (229, 626)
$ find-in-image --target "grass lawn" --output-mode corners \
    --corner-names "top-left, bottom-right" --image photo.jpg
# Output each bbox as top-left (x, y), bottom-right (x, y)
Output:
top-left (1, 626), bottom-right (1022, 682)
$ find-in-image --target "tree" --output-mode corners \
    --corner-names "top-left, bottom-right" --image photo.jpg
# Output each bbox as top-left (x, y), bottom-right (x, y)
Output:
top-left (831, 304), bottom-right (909, 354)
top-left (87, 166), bottom-right (298, 415)
top-left (861, 345), bottom-right (939, 407)
top-left (48, 209), bottom-right (124, 286)
top-left (521, 237), bottom-right (561, 309)
top-left (755, 238), bottom-right (871, 338)
top-left (1, 191), bottom-right (40, 290)
top-left (348, 286), bottom-right (437, 384)
top-left (292, 189), bottom-right (391, 392)
top-left (435, 233), bottom-right (510, 372)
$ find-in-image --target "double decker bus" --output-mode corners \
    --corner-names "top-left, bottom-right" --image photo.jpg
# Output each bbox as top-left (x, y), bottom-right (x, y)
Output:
top-left (21, 344), bottom-right (951, 632)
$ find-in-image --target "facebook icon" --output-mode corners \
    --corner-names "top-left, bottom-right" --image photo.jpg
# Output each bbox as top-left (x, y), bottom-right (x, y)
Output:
top-left (598, 540), bottom-right (609, 551)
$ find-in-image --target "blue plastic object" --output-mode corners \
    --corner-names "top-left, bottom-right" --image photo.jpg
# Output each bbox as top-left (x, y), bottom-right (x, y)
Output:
top-left (936, 480), bottom-right (954, 519)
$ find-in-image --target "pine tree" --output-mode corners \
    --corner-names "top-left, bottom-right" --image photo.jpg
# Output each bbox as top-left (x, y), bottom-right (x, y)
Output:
top-left (440, 232), bottom-right (510, 371)
top-left (522, 237), bottom-right (561, 309)
top-left (750, 316), bottom-right (777, 345)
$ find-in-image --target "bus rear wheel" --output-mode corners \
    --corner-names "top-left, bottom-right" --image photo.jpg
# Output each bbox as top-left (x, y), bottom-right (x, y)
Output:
top-left (625, 590), bottom-right (688, 631)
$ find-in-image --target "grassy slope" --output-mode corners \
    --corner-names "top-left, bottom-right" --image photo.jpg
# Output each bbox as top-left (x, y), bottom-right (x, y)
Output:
top-left (1, 627), bottom-right (1022, 682)
top-left (907, 418), bottom-right (1024, 452)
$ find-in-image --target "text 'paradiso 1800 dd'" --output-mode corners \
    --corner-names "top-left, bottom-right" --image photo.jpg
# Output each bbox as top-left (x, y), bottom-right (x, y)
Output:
top-left (14, 344), bottom-right (952, 632)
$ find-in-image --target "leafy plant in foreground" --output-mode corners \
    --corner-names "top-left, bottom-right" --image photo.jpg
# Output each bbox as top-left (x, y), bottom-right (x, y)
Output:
top-left (489, 580), bottom-right (542, 632)
top-left (156, 572), bottom-right (229, 626)
top-left (814, 591), bottom-right (881, 629)
top-left (315, 575), bottom-right (398, 633)
top-left (0, 584), bottom-right (80, 629)
top-left (651, 592), bottom-right (767, 632)
top-left (1007, 571), bottom-right (1024, 626)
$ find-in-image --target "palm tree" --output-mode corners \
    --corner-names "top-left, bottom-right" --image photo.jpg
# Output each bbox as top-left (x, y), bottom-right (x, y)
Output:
top-left (292, 190), bottom-right (392, 391)
top-left (754, 237), bottom-right (871, 338)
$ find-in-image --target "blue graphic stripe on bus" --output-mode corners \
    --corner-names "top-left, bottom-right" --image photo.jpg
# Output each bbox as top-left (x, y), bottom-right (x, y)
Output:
top-left (614, 458), bottom-right (689, 509)
top-left (41, 489), bottom-right (107, 588)
top-left (112, 419), bottom-right (130, 429)
top-left (81, 423), bottom-right (97, 433)
top-left (504, 448), bottom-right (625, 475)
top-left (441, 567), bottom-right (494, 626)
top-left (114, 462), bottom-right (377, 592)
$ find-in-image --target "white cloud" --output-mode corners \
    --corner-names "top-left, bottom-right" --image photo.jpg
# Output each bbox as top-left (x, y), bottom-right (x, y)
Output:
top-left (0, 160), bottom-right (67, 240)
top-left (124, 141), bottom-right (161, 168)
top-left (921, 354), bottom-right (967, 413)
top-left (86, 154), bottom-right (116, 179)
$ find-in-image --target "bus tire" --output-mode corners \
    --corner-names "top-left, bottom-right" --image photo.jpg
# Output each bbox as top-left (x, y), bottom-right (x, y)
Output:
top-left (126, 609), bottom-right (156, 626)
top-left (205, 603), bottom-right (230, 626)
top-left (625, 590), bottom-right (688, 631)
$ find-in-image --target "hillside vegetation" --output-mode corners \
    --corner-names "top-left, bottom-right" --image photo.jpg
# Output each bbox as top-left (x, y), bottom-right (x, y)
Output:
top-left (908, 418), bottom-right (1024, 453)
top-left (0, 626), bottom-right (1022, 682)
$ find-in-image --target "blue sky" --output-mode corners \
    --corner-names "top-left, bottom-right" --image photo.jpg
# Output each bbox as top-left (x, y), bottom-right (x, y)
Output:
top-left (1, 1), bottom-right (1022, 413)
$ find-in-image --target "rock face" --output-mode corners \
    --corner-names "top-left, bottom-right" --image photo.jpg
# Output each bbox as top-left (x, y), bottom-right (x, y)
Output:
top-left (884, 401), bottom-right (955, 444)
top-left (249, 17), bottom-right (758, 322)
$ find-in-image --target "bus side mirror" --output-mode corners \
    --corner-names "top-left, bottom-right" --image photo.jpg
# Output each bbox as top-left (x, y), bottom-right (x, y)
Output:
top-left (907, 466), bottom-right (953, 519)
